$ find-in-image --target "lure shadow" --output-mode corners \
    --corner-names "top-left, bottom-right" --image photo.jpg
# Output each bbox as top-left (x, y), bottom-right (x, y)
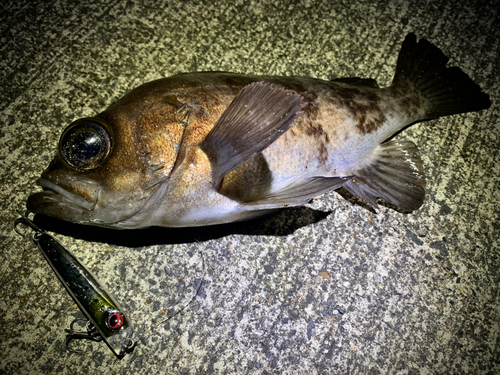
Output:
top-left (32, 207), bottom-right (331, 247)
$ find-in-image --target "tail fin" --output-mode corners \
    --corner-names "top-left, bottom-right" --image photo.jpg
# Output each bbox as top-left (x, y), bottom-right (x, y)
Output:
top-left (392, 33), bottom-right (491, 119)
top-left (344, 34), bottom-right (491, 212)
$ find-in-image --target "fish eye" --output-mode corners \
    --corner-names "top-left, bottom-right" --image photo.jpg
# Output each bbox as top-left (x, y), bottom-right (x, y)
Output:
top-left (58, 118), bottom-right (113, 171)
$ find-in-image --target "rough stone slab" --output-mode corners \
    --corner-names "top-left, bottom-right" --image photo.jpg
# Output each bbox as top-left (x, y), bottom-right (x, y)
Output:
top-left (1, 0), bottom-right (499, 374)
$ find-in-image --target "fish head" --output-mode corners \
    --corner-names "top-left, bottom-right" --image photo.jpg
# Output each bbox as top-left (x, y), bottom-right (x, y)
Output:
top-left (27, 89), bottom-right (187, 228)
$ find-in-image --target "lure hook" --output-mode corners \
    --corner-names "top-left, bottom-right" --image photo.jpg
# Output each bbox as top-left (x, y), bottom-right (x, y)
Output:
top-left (14, 211), bottom-right (137, 359)
top-left (65, 319), bottom-right (103, 353)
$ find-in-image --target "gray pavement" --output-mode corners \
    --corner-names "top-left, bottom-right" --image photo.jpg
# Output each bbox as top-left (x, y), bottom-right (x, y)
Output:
top-left (1, 0), bottom-right (499, 374)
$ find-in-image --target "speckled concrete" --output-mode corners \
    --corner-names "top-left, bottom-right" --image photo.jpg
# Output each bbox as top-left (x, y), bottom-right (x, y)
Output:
top-left (1, 0), bottom-right (499, 374)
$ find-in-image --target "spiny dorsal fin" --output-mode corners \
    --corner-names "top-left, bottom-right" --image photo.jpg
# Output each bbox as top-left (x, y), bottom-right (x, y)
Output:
top-left (332, 77), bottom-right (379, 88)
top-left (342, 139), bottom-right (426, 212)
top-left (200, 81), bottom-right (306, 187)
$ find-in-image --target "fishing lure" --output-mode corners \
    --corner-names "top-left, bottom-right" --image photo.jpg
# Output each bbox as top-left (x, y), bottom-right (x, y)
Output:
top-left (14, 213), bottom-right (136, 359)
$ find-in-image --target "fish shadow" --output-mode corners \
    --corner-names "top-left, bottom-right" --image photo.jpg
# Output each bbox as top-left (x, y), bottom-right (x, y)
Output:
top-left (32, 207), bottom-right (331, 247)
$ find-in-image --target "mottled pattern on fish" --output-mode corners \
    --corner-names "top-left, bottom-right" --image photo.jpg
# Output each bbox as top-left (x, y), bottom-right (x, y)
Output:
top-left (27, 34), bottom-right (490, 228)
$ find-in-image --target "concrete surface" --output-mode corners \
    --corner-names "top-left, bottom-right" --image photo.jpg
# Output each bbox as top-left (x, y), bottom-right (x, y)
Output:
top-left (1, 0), bottom-right (499, 374)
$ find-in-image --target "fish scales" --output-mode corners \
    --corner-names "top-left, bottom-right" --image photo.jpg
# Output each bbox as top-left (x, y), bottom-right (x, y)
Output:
top-left (27, 34), bottom-right (490, 228)
top-left (115, 74), bottom-right (421, 227)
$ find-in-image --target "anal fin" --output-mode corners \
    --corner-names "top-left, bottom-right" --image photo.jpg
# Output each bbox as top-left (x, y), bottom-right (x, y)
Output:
top-left (343, 140), bottom-right (426, 212)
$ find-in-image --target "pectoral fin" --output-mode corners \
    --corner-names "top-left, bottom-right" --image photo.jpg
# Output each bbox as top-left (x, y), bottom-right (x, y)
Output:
top-left (200, 81), bottom-right (306, 187)
top-left (243, 176), bottom-right (353, 210)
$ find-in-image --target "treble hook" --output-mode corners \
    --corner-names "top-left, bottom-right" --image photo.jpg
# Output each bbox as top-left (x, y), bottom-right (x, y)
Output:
top-left (65, 319), bottom-right (103, 354)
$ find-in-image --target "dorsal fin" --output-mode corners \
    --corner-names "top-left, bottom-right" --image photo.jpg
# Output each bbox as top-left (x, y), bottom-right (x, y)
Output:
top-left (332, 77), bottom-right (379, 88)
top-left (200, 81), bottom-right (306, 187)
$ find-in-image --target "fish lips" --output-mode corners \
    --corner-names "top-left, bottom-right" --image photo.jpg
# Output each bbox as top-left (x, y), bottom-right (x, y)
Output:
top-left (26, 178), bottom-right (98, 223)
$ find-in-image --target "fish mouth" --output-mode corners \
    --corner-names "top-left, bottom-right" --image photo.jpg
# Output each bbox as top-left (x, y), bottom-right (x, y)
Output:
top-left (37, 178), bottom-right (98, 210)
top-left (27, 178), bottom-right (99, 216)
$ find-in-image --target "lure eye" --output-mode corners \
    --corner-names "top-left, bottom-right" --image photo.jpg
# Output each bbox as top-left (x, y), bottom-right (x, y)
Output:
top-left (58, 117), bottom-right (113, 171)
top-left (106, 311), bottom-right (124, 330)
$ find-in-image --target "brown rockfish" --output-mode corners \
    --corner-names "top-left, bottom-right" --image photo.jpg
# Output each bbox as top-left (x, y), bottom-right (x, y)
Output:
top-left (27, 34), bottom-right (491, 228)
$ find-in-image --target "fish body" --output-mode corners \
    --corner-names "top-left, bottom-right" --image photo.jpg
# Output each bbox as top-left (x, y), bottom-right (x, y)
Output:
top-left (27, 34), bottom-right (491, 228)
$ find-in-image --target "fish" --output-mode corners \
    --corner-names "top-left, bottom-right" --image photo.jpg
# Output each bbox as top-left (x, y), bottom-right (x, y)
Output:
top-left (14, 213), bottom-right (136, 358)
top-left (27, 33), bottom-right (491, 229)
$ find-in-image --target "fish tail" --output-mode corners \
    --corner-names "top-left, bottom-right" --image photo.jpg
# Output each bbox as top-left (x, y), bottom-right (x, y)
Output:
top-left (392, 33), bottom-right (491, 119)
top-left (342, 34), bottom-right (491, 212)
